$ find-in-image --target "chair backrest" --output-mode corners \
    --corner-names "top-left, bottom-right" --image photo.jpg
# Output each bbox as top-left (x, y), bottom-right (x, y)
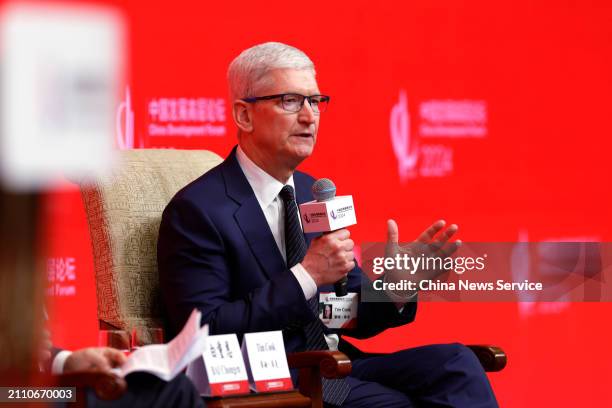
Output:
top-left (79, 149), bottom-right (223, 331)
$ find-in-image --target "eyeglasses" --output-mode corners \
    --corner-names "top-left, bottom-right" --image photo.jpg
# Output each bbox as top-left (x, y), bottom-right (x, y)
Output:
top-left (242, 93), bottom-right (330, 114)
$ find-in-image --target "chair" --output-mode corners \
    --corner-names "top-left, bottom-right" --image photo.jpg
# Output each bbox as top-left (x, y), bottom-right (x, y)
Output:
top-left (74, 148), bottom-right (506, 407)
top-left (76, 149), bottom-right (349, 408)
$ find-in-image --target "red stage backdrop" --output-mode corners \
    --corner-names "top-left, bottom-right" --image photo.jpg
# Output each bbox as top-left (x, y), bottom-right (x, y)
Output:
top-left (41, 1), bottom-right (612, 406)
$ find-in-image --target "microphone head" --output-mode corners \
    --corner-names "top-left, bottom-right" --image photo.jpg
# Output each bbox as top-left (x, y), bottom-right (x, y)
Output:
top-left (312, 178), bottom-right (336, 202)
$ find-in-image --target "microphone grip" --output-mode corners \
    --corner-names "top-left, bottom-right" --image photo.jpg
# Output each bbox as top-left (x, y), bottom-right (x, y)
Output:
top-left (334, 276), bottom-right (348, 297)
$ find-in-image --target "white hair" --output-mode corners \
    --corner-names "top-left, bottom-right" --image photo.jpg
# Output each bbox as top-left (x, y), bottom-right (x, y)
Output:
top-left (227, 42), bottom-right (316, 102)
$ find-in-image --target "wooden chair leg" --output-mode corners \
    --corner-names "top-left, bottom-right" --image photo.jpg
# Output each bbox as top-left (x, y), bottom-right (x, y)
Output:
top-left (298, 367), bottom-right (323, 408)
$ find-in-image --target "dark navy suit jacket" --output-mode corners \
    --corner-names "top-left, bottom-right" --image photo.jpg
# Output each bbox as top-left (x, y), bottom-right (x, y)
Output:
top-left (158, 147), bottom-right (416, 353)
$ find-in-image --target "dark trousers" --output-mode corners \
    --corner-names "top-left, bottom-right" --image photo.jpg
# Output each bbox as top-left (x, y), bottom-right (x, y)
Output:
top-left (87, 373), bottom-right (204, 408)
top-left (333, 343), bottom-right (498, 408)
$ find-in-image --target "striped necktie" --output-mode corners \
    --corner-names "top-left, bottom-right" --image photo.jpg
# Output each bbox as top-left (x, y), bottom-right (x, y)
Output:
top-left (279, 185), bottom-right (350, 406)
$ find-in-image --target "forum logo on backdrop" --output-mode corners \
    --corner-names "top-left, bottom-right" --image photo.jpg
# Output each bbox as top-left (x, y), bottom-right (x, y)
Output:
top-left (512, 230), bottom-right (603, 317)
top-left (116, 86), bottom-right (136, 149)
top-left (115, 86), bottom-right (227, 148)
top-left (390, 90), bottom-right (488, 182)
top-left (47, 257), bottom-right (77, 297)
top-left (147, 96), bottom-right (226, 138)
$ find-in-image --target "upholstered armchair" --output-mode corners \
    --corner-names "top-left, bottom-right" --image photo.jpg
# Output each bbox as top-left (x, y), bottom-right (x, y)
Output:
top-left (74, 148), bottom-right (505, 408)
top-left (77, 149), bottom-right (350, 408)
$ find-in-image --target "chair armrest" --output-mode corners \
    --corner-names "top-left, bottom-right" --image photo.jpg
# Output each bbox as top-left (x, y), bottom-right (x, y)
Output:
top-left (287, 351), bottom-right (351, 379)
top-left (467, 345), bottom-right (507, 372)
top-left (57, 371), bottom-right (127, 400)
top-left (287, 351), bottom-right (351, 408)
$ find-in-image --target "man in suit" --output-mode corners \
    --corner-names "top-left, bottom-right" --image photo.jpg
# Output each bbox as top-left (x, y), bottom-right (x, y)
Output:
top-left (158, 42), bottom-right (498, 407)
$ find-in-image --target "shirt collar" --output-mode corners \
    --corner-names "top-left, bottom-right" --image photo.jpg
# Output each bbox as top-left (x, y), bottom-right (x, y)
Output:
top-left (236, 145), bottom-right (295, 208)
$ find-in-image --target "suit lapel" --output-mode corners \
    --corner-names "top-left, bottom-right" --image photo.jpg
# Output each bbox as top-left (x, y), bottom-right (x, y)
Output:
top-left (222, 147), bottom-right (287, 280)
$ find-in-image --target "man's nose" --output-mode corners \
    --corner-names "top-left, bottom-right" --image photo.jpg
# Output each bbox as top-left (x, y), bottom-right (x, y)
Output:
top-left (297, 98), bottom-right (316, 123)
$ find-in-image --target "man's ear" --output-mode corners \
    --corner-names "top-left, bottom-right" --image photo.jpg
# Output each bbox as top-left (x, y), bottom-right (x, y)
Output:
top-left (233, 100), bottom-right (253, 133)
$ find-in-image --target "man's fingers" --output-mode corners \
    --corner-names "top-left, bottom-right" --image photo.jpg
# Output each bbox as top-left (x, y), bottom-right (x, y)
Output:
top-left (101, 347), bottom-right (127, 368)
top-left (341, 239), bottom-right (354, 251)
top-left (329, 228), bottom-right (350, 241)
top-left (387, 219), bottom-right (399, 244)
top-left (415, 220), bottom-right (446, 244)
top-left (85, 350), bottom-right (111, 371)
top-left (429, 224), bottom-right (459, 252)
top-left (437, 224), bottom-right (458, 245)
top-left (438, 240), bottom-right (462, 259)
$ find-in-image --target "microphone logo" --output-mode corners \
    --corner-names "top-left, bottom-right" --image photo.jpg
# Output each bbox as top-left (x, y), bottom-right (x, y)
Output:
top-left (390, 90), bottom-right (418, 181)
top-left (116, 86), bottom-right (135, 149)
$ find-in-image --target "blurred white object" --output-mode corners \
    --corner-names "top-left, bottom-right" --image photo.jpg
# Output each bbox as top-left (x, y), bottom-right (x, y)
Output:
top-left (0, 2), bottom-right (125, 190)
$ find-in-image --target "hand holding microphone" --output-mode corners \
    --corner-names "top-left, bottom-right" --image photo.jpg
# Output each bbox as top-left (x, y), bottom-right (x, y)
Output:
top-left (301, 228), bottom-right (355, 291)
top-left (300, 178), bottom-right (357, 296)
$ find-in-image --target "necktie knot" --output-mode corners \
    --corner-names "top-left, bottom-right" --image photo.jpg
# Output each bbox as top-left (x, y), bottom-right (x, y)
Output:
top-left (279, 185), bottom-right (296, 203)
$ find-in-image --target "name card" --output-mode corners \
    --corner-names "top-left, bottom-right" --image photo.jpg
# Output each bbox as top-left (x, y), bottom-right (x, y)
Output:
top-left (241, 331), bottom-right (292, 393)
top-left (319, 292), bottom-right (358, 329)
top-left (186, 334), bottom-right (249, 396)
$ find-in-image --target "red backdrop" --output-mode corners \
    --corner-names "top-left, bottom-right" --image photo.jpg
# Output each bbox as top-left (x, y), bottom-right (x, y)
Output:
top-left (42, 1), bottom-right (612, 406)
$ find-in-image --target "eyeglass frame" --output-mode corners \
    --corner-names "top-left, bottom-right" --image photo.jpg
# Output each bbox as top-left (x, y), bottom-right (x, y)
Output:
top-left (241, 93), bottom-right (331, 114)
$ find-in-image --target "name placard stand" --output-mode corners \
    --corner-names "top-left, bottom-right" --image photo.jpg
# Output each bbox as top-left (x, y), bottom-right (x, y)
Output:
top-left (187, 333), bottom-right (250, 396)
top-left (241, 331), bottom-right (293, 393)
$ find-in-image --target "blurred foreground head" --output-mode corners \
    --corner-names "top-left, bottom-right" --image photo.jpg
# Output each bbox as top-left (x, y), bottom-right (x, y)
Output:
top-left (0, 190), bottom-right (44, 380)
top-left (0, 1), bottom-right (125, 382)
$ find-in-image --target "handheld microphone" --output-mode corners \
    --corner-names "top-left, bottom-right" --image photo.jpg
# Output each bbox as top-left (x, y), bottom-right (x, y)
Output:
top-left (300, 178), bottom-right (357, 297)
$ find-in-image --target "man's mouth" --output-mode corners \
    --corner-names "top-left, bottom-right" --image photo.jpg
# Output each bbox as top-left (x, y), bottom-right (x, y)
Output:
top-left (293, 132), bottom-right (313, 138)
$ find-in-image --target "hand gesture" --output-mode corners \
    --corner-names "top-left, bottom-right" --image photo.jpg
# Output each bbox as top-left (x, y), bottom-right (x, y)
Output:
top-left (384, 219), bottom-right (461, 290)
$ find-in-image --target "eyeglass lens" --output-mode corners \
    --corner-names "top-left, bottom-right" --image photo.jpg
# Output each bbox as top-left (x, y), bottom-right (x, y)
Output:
top-left (282, 94), bottom-right (328, 113)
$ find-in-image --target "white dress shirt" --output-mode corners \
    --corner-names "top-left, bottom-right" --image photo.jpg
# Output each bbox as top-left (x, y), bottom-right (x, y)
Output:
top-left (51, 350), bottom-right (72, 374)
top-left (236, 146), bottom-right (339, 350)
